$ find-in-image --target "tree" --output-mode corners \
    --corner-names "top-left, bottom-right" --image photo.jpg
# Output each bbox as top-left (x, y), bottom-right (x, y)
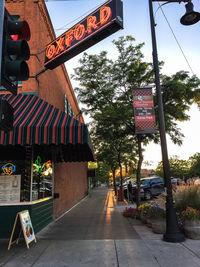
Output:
top-left (72, 35), bottom-right (200, 205)
top-left (155, 156), bottom-right (190, 179)
top-left (92, 104), bottom-right (137, 197)
top-left (189, 153), bottom-right (200, 178)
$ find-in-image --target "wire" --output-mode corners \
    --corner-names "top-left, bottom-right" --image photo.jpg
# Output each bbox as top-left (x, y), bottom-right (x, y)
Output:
top-left (53, 1), bottom-right (105, 32)
top-left (157, 2), bottom-right (195, 75)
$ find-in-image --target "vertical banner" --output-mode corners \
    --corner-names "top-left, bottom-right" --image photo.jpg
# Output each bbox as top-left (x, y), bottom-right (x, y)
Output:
top-left (133, 88), bottom-right (157, 134)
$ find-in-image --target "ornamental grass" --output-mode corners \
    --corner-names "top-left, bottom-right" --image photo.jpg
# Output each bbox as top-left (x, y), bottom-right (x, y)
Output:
top-left (174, 182), bottom-right (200, 212)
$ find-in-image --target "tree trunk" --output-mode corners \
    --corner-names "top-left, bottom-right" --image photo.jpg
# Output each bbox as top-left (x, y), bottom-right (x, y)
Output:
top-left (112, 168), bottom-right (117, 196)
top-left (136, 135), bottom-right (143, 209)
top-left (118, 153), bottom-right (124, 201)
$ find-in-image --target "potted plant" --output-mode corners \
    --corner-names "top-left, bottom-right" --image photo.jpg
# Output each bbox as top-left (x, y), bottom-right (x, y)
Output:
top-left (147, 203), bottom-right (166, 233)
top-left (123, 207), bottom-right (138, 219)
top-left (181, 206), bottom-right (200, 239)
top-left (174, 183), bottom-right (200, 239)
top-left (138, 203), bottom-right (152, 224)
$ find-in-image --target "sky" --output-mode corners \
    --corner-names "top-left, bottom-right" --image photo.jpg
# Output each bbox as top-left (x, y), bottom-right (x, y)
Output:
top-left (46, 0), bottom-right (200, 169)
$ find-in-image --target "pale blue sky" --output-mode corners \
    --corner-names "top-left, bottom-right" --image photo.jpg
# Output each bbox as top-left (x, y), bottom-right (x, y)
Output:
top-left (46, 0), bottom-right (200, 169)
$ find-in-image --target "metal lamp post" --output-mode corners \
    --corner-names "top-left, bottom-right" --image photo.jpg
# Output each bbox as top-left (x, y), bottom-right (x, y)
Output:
top-left (148, 0), bottom-right (200, 242)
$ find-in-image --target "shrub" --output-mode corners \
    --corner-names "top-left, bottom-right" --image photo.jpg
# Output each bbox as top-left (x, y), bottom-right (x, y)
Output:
top-left (174, 183), bottom-right (200, 212)
top-left (123, 207), bottom-right (138, 218)
top-left (181, 206), bottom-right (200, 221)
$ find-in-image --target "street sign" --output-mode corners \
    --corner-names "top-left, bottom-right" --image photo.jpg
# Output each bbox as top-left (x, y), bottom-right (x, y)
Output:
top-left (44, 0), bottom-right (123, 70)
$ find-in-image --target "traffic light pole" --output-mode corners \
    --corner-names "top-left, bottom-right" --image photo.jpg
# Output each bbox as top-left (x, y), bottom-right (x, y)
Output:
top-left (0, 0), bottom-right (5, 85)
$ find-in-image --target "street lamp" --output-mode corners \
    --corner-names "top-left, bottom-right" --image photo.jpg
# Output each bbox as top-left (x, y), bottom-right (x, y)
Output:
top-left (181, 1), bottom-right (200, 25)
top-left (149, 0), bottom-right (200, 243)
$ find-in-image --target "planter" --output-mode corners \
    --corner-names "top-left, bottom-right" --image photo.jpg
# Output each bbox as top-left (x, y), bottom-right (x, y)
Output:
top-left (184, 220), bottom-right (200, 240)
top-left (152, 219), bottom-right (166, 234)
top-left (146, 217), bottom-right (152, 228)
top-left (140, 214), bottom-right (147, 224)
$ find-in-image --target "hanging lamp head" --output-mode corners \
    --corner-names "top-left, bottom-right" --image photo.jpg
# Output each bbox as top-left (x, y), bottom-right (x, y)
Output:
top-left (180, 1), bottom-right (200, 25)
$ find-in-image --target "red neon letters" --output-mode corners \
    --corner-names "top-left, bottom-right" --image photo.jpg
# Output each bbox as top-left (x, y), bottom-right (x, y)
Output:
top-left (46, 5), bottom-right (112, 60)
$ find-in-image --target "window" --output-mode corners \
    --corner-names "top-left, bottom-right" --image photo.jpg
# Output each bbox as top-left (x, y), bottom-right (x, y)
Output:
top-left (64, 95), bottom-right (74, 117)
top-left (32, 157), bottom-right (53, 201)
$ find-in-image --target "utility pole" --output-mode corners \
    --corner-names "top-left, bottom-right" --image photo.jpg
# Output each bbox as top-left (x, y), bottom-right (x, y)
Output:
top-left (0, 0), bottom-right (5, 85)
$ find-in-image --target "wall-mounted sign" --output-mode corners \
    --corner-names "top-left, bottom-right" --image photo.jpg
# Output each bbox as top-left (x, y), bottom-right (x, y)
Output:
top-left (2, 163), bottom-right (16, 175)
top-left (44, 0), bottom-right (123, 70)
top-left (133, 88), bottom-right (157, 134)
top-left (88, 161), bottom-right (98, 169)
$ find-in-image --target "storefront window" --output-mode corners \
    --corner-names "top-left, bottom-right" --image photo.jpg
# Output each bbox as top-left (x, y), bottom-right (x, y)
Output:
top-left (32, 157), bottom-right (53, 201)
top-left (0, 160), bottom-right (31, 202)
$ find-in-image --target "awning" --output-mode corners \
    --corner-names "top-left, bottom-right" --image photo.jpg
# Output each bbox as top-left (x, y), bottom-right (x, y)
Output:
top-left (0, 94), bottom-right (94, 162)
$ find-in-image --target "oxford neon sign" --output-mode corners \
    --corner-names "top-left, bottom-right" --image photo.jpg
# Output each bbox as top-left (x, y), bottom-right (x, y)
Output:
top-left (44, 0), bottom-right (123, 70)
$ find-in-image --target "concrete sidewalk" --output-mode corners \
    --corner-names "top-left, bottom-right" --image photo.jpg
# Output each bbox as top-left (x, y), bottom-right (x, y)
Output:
top-left (0, 188), bottom-right (200, 267)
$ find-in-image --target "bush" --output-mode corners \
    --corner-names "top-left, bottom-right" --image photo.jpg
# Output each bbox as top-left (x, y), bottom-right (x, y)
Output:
top-left (123, 207), bottom-right (138, 218)
top-left (174, 183), bottom-right (200, 212)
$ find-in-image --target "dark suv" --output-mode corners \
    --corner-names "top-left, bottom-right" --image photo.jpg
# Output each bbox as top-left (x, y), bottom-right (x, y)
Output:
top-left (132, 176), bottom-right (164, 200)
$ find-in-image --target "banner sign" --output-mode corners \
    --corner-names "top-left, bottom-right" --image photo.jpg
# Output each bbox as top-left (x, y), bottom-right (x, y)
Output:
top-left (44, 0), bottom-right (123, 70)
top-left (133, 88), bottom-right (157, 134)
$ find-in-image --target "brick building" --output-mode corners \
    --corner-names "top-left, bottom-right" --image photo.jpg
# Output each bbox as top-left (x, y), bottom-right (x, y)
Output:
top-left (0, 0), bottom-right (93, 238)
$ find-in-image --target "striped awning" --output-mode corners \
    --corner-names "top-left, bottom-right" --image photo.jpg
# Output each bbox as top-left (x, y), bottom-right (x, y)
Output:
top-left (0, 94), bottom-right (94, 162)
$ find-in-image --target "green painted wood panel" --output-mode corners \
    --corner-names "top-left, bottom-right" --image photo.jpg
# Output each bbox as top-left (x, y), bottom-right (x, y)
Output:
top-left (0, 199), bottom-right (53, 239)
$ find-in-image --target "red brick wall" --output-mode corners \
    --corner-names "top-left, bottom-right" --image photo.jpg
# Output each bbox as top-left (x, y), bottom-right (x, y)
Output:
top-left (5, 0), bottom-right (89, 218)
top-left (5, 0), bottom-right (83, 120)
top-left (54, 162), bottom-right (88, 218)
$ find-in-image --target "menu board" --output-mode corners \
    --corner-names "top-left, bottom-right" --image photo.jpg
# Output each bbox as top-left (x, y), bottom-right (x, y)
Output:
top-left (0, 175), bottom-right (21, 202)
top-left (8, 210), bottom-right (36, 250)
top-left (20, 210), bottom-right (36, 245)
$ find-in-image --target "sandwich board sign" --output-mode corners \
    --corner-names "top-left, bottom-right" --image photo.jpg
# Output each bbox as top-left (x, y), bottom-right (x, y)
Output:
top-left (8, 210), bottom-right (36, 250)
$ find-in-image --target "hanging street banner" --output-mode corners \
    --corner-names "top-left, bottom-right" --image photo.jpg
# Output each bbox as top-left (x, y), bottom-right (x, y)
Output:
top-left (44, 0), bottom-right (123, 70)
top-left (133, 88), bottom-right (157, 134)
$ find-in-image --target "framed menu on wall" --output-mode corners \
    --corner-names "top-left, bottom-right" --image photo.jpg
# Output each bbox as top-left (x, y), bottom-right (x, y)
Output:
top-left (0, 175), bottom-right (21, 202)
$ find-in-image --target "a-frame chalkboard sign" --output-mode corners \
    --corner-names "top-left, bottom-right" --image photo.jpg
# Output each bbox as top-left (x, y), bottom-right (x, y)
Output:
top-left (8, 210), bottom-right (36, 250)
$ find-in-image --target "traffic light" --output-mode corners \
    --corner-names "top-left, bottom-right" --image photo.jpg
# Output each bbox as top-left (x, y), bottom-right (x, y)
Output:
top-left (0, 98), bottom-right (13, 131)
top-left (1, 9), bottom-right (31, 94)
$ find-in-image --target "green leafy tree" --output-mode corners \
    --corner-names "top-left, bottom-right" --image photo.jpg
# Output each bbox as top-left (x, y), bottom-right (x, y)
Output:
top-left (73, 35), bottom-right (200, 205)
top-left (93, 161), bottom-right (110, 186)
top-left (189, 153), bottom-right (200, 177)
top-left (155, 155), bottom-right (190, 179)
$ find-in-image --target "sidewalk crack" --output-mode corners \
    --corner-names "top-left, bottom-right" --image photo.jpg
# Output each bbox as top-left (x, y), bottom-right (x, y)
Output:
top-left (114, 240), bottom-right (120, 267)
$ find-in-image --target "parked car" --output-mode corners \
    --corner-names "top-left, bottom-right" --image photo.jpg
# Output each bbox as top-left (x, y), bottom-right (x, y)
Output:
top-left (171, 178), bottom-right (182, 185)
top-left (131, 176), bottom-right (164, 200)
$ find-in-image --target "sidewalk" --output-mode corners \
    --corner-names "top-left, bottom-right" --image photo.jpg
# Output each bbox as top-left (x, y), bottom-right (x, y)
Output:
top-left (0, 188), bottom-right (200, 267)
